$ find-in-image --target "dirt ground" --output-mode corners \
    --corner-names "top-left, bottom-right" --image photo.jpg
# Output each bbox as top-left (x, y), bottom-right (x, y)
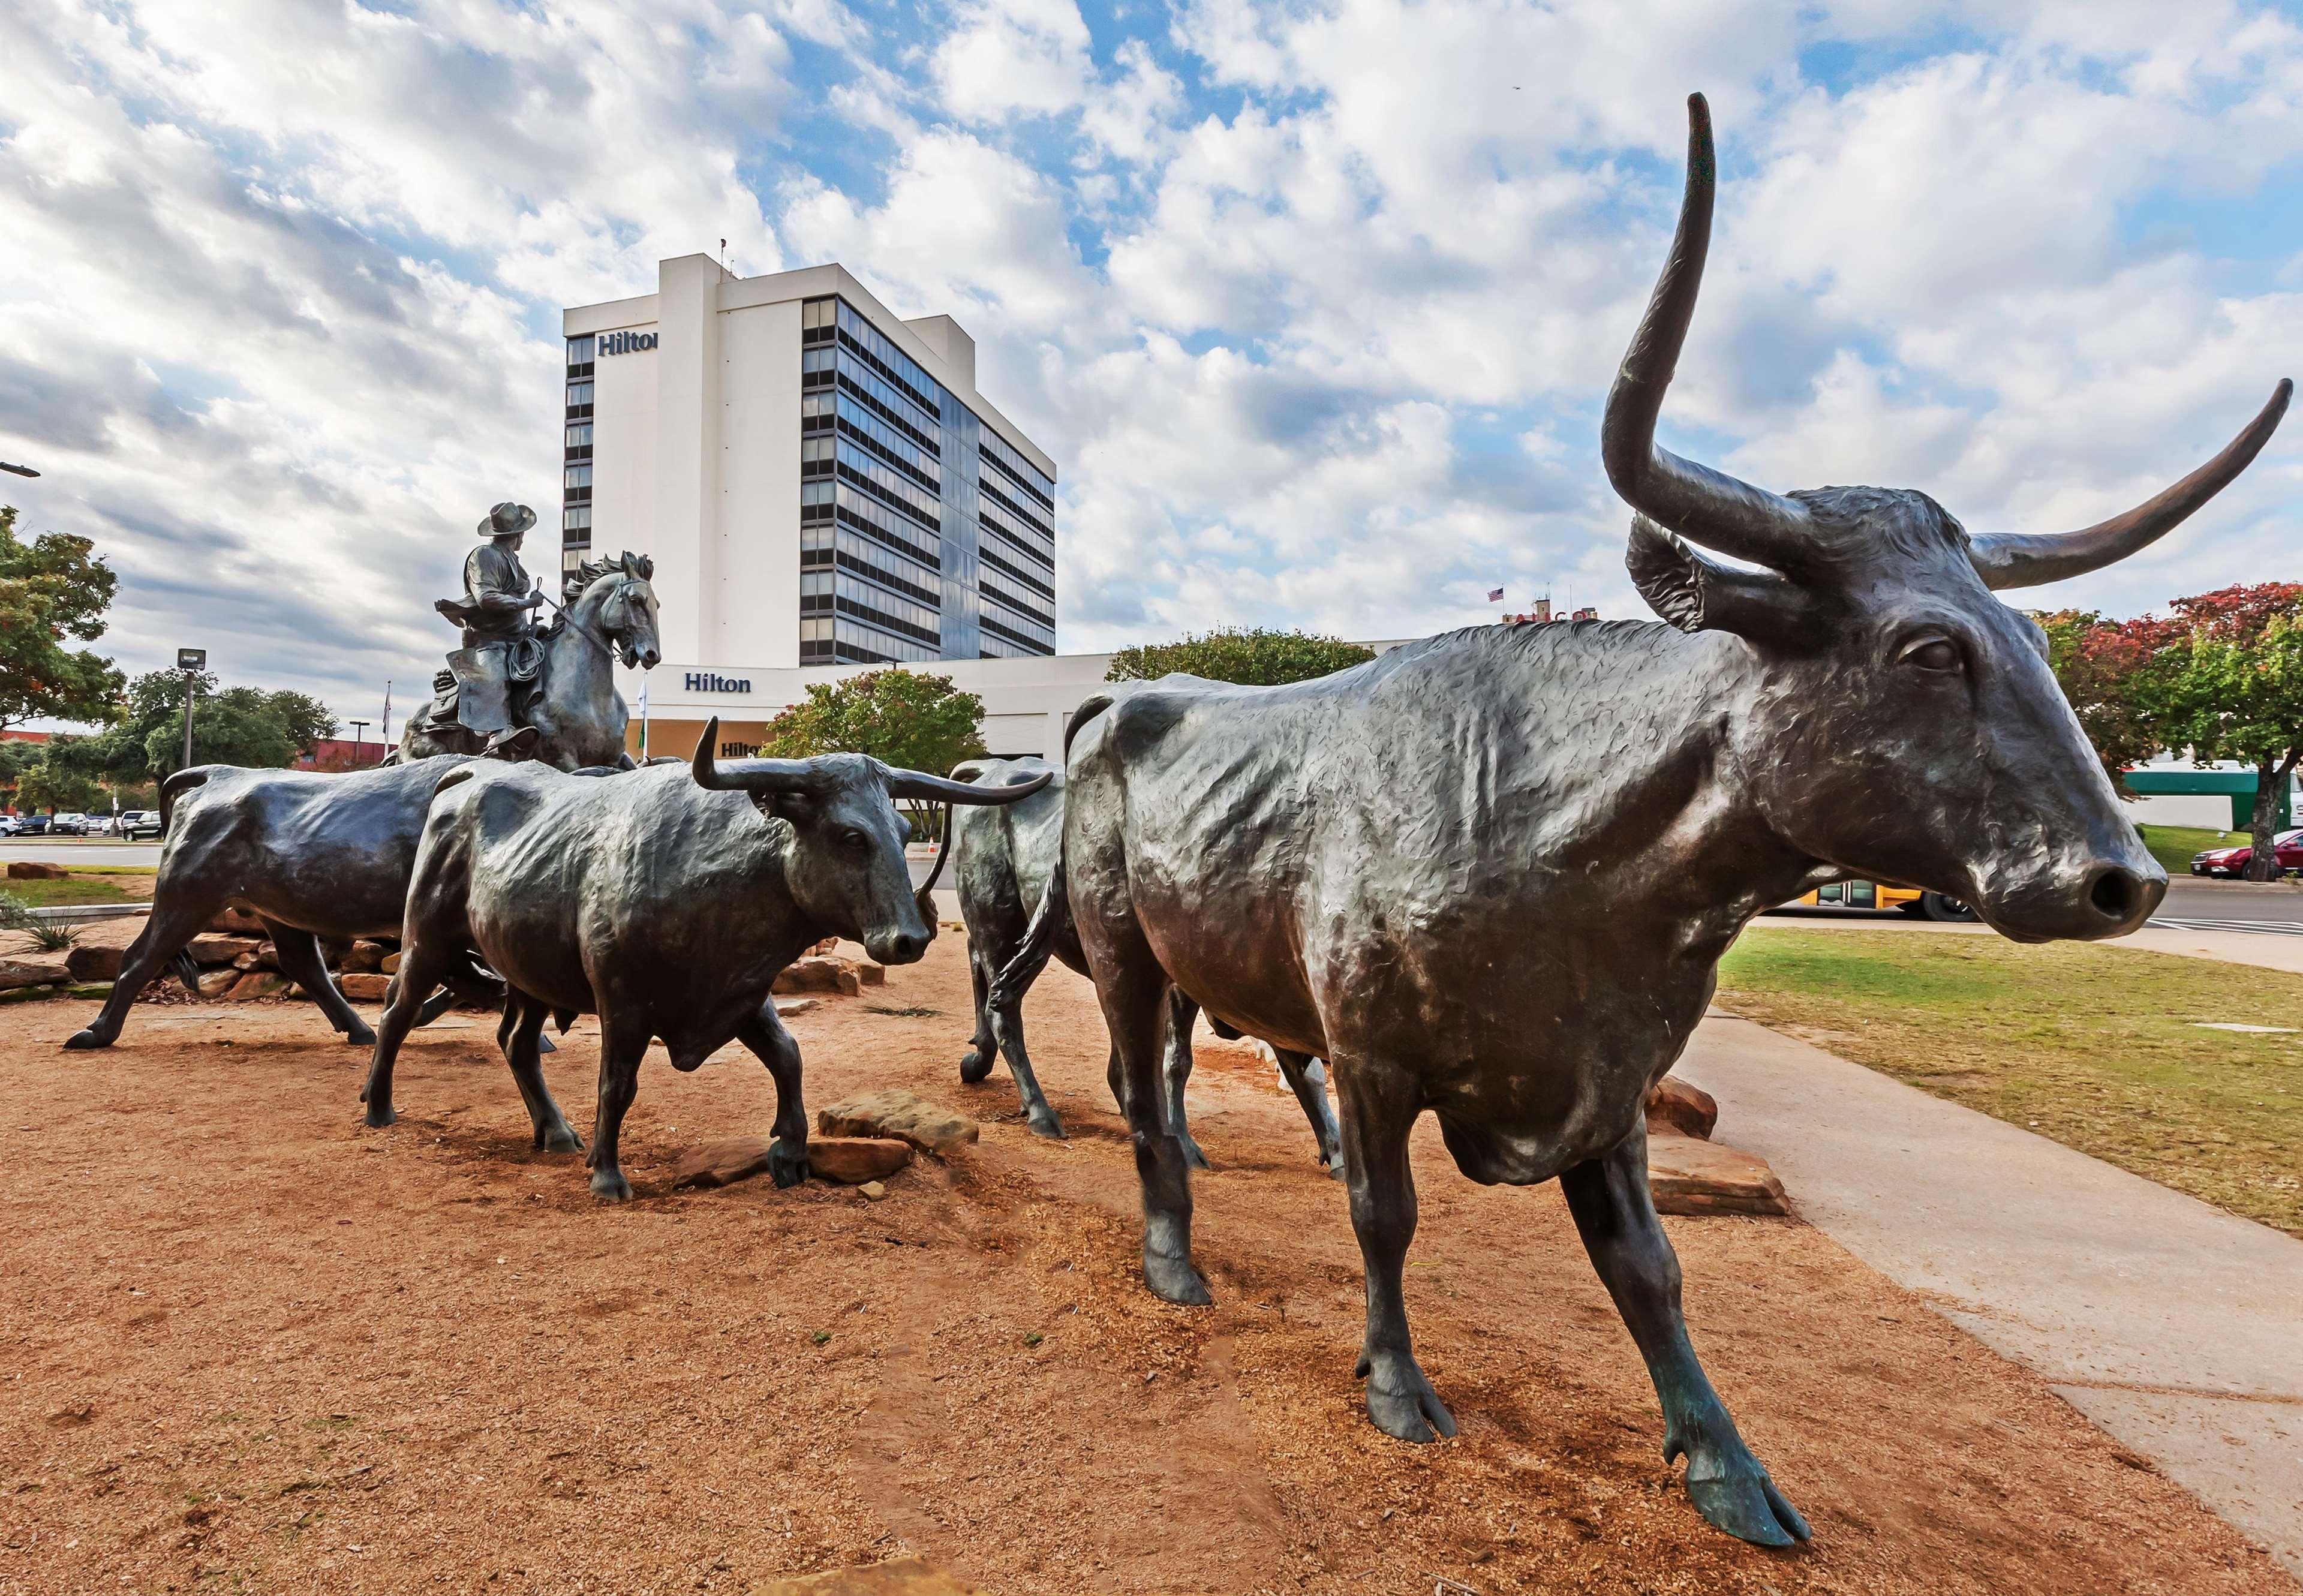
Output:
top-left (1, 928), bottom-right (2288, 1596)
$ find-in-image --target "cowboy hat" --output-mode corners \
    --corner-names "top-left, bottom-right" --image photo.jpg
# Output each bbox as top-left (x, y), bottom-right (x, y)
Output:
top-left (478, 502), bottom-right (537, 539)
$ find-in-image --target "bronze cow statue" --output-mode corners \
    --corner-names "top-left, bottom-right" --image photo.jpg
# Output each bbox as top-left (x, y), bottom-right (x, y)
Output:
top-left (948, 755), bottom-right (1342, 1171)
top-left (1014, 94), bottom-right (2286, 1546)
top-left (361, 719), bottom-right (1048, 1200)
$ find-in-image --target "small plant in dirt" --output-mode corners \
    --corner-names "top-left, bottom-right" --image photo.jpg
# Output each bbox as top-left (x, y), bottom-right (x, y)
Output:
top-left (0, 891), bottom-right (78, 951)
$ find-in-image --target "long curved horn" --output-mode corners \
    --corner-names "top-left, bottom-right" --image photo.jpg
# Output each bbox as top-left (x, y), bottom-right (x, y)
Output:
top-left (687, 716), bottom-right (822, 794)
top-left (1968, 380), bottom-right (2293, 590)
top-left (885, 768), bottom-right (1053, 805)
top-left (1603, 93), bottom-right (1815, 569)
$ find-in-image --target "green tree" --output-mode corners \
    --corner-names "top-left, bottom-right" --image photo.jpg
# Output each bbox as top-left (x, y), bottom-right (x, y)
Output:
top-left (0, 505), bottom-right (123, 732)
top-left (49, 668), bottom-right (334, 785)
top-left (14, 748), bottom-right (101, 814)
top-left (0, 738), bottom-right (46, 811)
top-left (1106, 627), bottom-right (1375, 686)
top-left (759, 668), bottom-right (988, 836)
top-left (2157, 583), bottom-right (2303, 882)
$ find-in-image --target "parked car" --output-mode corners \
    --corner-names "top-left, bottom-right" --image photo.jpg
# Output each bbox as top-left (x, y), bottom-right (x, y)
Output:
top-left (49, 813), bottom-right (91, 836)
top-left (2191, 829), bottom-right (2303, 877)
top-left (0, 814), bottom-right (21, 837)
top-left (119, 810), bottom-right (164, 840)
top-left (16, 814), bottom-right (51, 836)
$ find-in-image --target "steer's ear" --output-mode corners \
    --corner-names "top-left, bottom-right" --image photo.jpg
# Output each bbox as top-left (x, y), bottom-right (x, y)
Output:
top-left (1626, 516), bottom-right (1823, 648)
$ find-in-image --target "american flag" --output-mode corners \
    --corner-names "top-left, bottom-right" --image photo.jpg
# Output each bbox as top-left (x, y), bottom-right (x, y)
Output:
top-left (1487, 587), bottom-right (1504, 602)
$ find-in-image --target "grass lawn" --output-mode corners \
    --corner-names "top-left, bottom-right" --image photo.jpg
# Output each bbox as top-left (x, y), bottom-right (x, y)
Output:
top-left (1716, 928), bottom-right (2303, 1237)
top-left (1, 875), bottom-right (137, 908)
top-left (2136, 822), bottom-right (2242, 874)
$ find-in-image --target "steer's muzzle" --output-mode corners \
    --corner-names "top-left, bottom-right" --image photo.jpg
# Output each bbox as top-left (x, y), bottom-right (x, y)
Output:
top-left (1982, 856), bottom-right (2166, 943)
top-left (867, 928), bottom-right (932, 966)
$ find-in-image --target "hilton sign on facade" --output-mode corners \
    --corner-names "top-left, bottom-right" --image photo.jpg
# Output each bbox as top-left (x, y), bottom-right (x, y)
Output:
top-left (684, 671), bottom-right (752, 693)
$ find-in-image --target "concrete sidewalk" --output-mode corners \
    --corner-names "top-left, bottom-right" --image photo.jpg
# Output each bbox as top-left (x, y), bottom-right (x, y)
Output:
top-left (1746, 910), bottom-right (2303, 976)
top-left (1677, 1014), bottom-right (2303, 1577)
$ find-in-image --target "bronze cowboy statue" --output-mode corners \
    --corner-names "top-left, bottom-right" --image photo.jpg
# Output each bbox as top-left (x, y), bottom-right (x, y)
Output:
top-left (428, 502), bottom-right (549, 757)
top-left (393, 503), bottom-right (664, 771)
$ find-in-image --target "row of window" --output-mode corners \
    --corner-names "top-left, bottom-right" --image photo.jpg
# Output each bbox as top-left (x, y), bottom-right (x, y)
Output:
top-left (802, 525), bottom-right (944, 608)
top-left (817, 394), bottom-right (940, 493)
top-left (802, 348), bottom-right (940, 452)
top-left (829, 440), bottom-right (944, 532)
top-left (979, 560), bottom-right (1054, 626)
top-left (801, 571), bottom-right (944, 643)
top-left (981, 585), bottom-right (1055, 640)
top-left (800, 481), bottom-right (943, 570)
top-left (980, 428), bottom-right (1056, 513)
top-left (979, 500), bottom-right (1054, 573)
top-left (978, 633), bottom-right (1042, 660)
top-left (979, 477), bottom-right (1055, 548)
top-left (978, 540), bottom-right (1054, 603)
top-left (808, 298), bottom-right (942, 414)
top-left (980, 608), bottom-right (1054, 654)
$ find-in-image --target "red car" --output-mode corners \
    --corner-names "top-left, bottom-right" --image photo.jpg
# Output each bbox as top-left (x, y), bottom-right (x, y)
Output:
top-left (2191, 828), bottom-right (2303, 877)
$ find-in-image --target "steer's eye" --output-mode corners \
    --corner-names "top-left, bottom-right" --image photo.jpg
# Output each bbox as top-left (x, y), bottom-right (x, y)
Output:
top-left (840, 829), bottom-right (870, 856)
top-left (1903, 638), bottom-right (1961, 673)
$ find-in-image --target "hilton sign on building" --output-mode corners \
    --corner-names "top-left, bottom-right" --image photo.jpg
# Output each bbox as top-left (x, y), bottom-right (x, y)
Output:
top-left (562, 257), bottom-right (1110, 760)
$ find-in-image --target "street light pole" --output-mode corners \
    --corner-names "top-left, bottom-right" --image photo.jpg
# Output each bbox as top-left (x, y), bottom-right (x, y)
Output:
top-left (349, 720), bottom-right (370, 765)
top-left (176, 648), bottom-right (206, 773)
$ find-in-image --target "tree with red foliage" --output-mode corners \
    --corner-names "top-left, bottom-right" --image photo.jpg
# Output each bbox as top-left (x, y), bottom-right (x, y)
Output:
top-left (2160, 582), bottom-right (2303, 881)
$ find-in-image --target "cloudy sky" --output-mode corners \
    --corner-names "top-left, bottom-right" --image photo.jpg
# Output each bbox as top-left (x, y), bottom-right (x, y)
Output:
top-left (5, 0), bottom-right (2301, 731)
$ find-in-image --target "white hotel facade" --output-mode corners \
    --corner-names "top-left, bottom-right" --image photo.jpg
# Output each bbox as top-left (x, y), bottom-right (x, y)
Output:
top-left (566, 256), bottom-right (1113, 760)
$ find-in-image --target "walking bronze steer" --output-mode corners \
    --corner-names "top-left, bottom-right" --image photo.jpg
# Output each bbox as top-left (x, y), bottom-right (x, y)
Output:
top-left (360, 720), bottom-right (1048, 1200)
top-left (1014, 94), bottom-right (2287, 1546)
top-left (950, 754), bottom-right (1342, 1170)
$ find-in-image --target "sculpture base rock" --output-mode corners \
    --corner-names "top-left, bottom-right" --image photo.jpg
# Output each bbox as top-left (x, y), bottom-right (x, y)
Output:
top-left (7, 861), bottom-right (66, 880)
top-left (817, 1089), bottom-right (978, 1156)
top-left (1647, 1131), bottom-right (1788, 1216)
top-left (808, 1137), bottom-right (913, 1185)
top-left (1644, 1074), bottom-right (1719, 1140)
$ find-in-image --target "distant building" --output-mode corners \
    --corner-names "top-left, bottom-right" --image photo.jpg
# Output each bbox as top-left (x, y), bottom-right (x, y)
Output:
top-left (293, 737), bottom-right (387, 772)
top-left (561, 259), bottom-right (1058, 672)
top-left (1501, 600), bottom-right (1597, 624)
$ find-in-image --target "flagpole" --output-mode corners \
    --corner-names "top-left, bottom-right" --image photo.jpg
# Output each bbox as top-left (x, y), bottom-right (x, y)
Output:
top-left (638, 674), bottom-right (649, 762)
top-left (380, 680), bottom-right (393, 749)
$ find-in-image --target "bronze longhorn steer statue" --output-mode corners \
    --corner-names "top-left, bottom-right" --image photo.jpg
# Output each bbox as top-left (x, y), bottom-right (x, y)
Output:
top-left (1027, 93), bottom-right (2286, 1546)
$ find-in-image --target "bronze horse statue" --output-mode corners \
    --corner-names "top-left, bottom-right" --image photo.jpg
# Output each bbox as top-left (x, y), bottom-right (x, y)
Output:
top-left (393, 551), bottom-right (660, 772)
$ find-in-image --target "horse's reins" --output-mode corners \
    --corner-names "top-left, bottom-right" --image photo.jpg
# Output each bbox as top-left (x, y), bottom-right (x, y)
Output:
top-left (533, 584), bottom-right (620, 662)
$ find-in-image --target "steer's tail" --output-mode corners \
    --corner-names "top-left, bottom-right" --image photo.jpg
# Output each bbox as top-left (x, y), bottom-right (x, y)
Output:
top-left (987, 693), bottom-right (1118, 1009)
top-left (990, 852), bottom-right (1066, 1011)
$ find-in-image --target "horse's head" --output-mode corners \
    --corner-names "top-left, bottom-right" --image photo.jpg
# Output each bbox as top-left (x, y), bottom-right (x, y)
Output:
top-left (565, 551), bottom-right (662, 670)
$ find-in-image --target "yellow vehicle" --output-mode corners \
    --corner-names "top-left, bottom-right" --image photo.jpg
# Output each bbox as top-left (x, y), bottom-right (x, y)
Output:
top-left (1782, 879), bottom-right (1979, 922)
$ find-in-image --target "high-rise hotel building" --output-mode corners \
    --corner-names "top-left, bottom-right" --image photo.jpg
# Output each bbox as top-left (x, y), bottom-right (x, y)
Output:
top-left (561, 257), bottom-right (1057, 669)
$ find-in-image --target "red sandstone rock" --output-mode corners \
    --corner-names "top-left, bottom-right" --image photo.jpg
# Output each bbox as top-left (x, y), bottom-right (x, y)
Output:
top-left (1647, 1132), bottom-right (1788, 1217)
top-left (808, 1137), bottom-right (913, 1185)
top-left (1645, 1075), bottom-right (1719, 1140)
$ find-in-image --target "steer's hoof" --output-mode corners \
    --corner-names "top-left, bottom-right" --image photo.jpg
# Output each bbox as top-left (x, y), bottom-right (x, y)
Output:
top-left (1024, 1106), bottom-right (1068, 1141)
top-left (958, 1047), bottom-right (993, 1084)
top-left (540, 1125), bottom-right (585, 1155)
top-left (589, 1170), bottom-right (634, 1203)
top-left (1324, 1158), bottom-right (1346, 1181)
top-left (343, 1021), bottom-right (377, 1047)
top-left (1687, 1468), bottom-right (1810, 1547)
top-left (769, 1140), bottom-right (810, 1189)
top-left (364, 1103), bottom-right (398, 1129)
top-left (1142, 1249), bottom-right (1211, 1307)
top-left (1358, 1354), bottom-right (1456, 1444)
top-left (62, 1029), bottom-right (110, 1051)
